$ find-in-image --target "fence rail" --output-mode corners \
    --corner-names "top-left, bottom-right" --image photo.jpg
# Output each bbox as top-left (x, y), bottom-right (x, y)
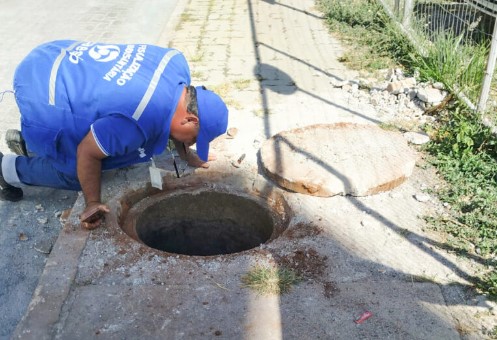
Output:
top-left (378, 0), bottom-right (497, 117)
top-left (468, 0), bottom-right (497, 17)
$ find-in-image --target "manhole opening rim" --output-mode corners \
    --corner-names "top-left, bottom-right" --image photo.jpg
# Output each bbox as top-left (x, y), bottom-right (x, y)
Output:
top-left (119, 185), bottom-right (292, 253)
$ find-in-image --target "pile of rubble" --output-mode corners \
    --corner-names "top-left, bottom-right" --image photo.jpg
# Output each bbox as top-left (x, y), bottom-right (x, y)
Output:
top-left (332, 69), bottom-right (449, 129)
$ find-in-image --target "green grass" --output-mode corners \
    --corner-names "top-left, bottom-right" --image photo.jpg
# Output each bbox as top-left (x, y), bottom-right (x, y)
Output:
top-left (411, 30), bottom-right (489, 104)
top-left (190, 70), bottom-right (205, 80)
top-left (189, 53), bottom-right (204, 63)
top-left (425, 106), bottom-right (497, 256)
top-left (241, 265), bottom-right (301, 295)
top-left (209, 83), bottom-right (243, 109)
top-left (318, 0), bottom-right (415, 72)
top-left (491, 325), bottom-right (497, 339)
top-left (318, 0), bottom-right (497, 299)
top-left (175, 12), bottom-right (196, 31)
top-left (233, 78), bottom-right (251, 90)
top-left (423, 106), bottom-right (497, 300)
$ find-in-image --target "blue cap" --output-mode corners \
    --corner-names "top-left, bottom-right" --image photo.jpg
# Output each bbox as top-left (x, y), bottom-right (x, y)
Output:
top-left (195, 86), bottom-right (229, 161)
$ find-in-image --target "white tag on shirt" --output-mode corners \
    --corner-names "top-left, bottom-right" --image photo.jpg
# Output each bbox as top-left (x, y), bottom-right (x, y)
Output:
top-left (149, 159), bottom-right (163, 189)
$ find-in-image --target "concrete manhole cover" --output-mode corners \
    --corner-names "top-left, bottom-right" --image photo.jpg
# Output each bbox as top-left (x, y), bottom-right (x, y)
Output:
top-left (119, 187), bottom-right (290, 256)
top-left (260, 123), bottom-right (416, 197)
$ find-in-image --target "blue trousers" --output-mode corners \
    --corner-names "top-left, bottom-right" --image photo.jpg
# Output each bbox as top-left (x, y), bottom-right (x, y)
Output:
top-left (16, 156), bottom-right (81, 190)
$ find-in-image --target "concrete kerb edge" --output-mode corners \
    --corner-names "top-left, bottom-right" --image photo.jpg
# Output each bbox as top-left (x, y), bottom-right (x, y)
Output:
top-left (13, 195), bottom-right (89, 340)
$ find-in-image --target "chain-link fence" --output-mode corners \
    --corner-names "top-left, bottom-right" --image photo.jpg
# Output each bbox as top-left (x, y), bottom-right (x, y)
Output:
top-left (378, 0), bottom-right (497, 117)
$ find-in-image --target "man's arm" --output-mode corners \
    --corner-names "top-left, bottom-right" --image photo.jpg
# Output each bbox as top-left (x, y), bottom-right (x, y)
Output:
top-left (77, 131), bottom-right (109, 229)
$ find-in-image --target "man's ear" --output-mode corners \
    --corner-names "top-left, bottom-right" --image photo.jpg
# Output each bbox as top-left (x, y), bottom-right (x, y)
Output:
top-left (184, 115), bottom-right (199, 125)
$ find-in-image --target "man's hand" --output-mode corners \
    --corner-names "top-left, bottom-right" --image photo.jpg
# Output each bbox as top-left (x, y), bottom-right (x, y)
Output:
top-left (185, 151), bottom-right (216, 168)
top-left (80, 201), bottom-right (110, 230)
top-left (172, 139), bottom-right (216, 168)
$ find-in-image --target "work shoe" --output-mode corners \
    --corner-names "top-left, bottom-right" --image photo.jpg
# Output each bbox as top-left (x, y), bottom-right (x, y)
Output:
top-left (6, 129), bottom-right (28, 156)
top-left (0, 152), bottom-right (23, 202)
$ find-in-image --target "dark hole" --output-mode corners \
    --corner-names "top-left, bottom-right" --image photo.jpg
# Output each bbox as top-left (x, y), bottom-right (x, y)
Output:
top-left (136, 191), bottom-right (274, 256)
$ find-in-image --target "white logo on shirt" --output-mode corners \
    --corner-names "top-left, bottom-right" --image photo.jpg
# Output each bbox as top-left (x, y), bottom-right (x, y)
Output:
top-left (138, 148), bottom-right (147, 158)
top-left (89, 45), bottom-right (121, 63)
top-left (102, 44), bottom-right (147, 86)
top-left (68, 42), bottom-right (95, 64)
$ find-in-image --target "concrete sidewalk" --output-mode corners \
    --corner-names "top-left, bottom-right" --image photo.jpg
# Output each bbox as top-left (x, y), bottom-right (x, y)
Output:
top-left (8, 0), bottom-right (497, 339)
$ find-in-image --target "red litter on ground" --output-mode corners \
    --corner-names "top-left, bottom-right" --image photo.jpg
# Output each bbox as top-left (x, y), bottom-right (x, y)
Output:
top-left (354, 311), bottom-right (373, 324)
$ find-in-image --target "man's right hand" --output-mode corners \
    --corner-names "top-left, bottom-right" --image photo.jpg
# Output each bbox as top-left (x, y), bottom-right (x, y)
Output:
top-left (185, 150), bottom-right (216, 168)
top-left (172, 139), bottom-right (215, 168)
top-left (79, 201), bottom-right (110, 230)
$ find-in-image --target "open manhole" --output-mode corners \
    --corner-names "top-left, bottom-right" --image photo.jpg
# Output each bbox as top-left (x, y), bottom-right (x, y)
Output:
top-left (120, 188), bottom-right (288, 256)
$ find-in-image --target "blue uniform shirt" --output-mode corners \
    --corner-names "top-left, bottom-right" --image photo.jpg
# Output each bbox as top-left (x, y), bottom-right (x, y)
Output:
top-left (13, 40), bottom-right (190, 175)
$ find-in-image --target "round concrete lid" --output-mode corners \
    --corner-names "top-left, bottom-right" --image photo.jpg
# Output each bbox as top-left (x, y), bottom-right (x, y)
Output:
top-left (260, 123), bottom-right (416, 197)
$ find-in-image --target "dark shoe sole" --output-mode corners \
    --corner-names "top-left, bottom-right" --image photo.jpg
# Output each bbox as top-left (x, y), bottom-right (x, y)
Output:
top-left (6, 129), bottom-right (28, 156)
top-left (0, 186), bottom-right (23, 202)
top-left (0, 150), bottom-right (24, 202)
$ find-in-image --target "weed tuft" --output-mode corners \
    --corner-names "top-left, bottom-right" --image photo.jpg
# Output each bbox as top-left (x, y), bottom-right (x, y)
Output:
top-left (410, 30), bottom-right (489, 103)
top-left (241, 265), bottom-right (301, 295)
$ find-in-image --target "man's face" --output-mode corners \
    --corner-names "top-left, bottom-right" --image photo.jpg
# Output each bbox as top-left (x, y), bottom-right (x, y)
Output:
top-left (182, 135), bottom-right (197, 149)
top-left (169, 86), bottom-right (200, 146)
top-left (170, 118), bottom-right (199, 147)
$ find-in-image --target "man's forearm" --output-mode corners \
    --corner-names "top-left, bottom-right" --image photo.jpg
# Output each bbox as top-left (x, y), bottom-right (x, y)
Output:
top-left (172, 139), bottom-right (188, 160)
top-left (77, 153), bottom-right (102, 204)
top-left (77, 132), bottom-right (107, 205)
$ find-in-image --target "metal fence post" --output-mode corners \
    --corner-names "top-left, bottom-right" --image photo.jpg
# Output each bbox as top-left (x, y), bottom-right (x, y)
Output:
top-left (394, 0), bottom-right (400, 17)
top-left (477, 20), bottom-right (497, 113)
top-left (402, 0), bottom-right (415, 27)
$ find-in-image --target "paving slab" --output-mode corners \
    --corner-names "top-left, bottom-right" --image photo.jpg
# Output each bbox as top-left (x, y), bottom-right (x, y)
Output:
top-left (11, 0), bottom-right (497, 339)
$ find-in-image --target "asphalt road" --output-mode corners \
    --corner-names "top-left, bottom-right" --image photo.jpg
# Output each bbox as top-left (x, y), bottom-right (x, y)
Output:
top-left (0, 0), bottom-right (180, 338)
